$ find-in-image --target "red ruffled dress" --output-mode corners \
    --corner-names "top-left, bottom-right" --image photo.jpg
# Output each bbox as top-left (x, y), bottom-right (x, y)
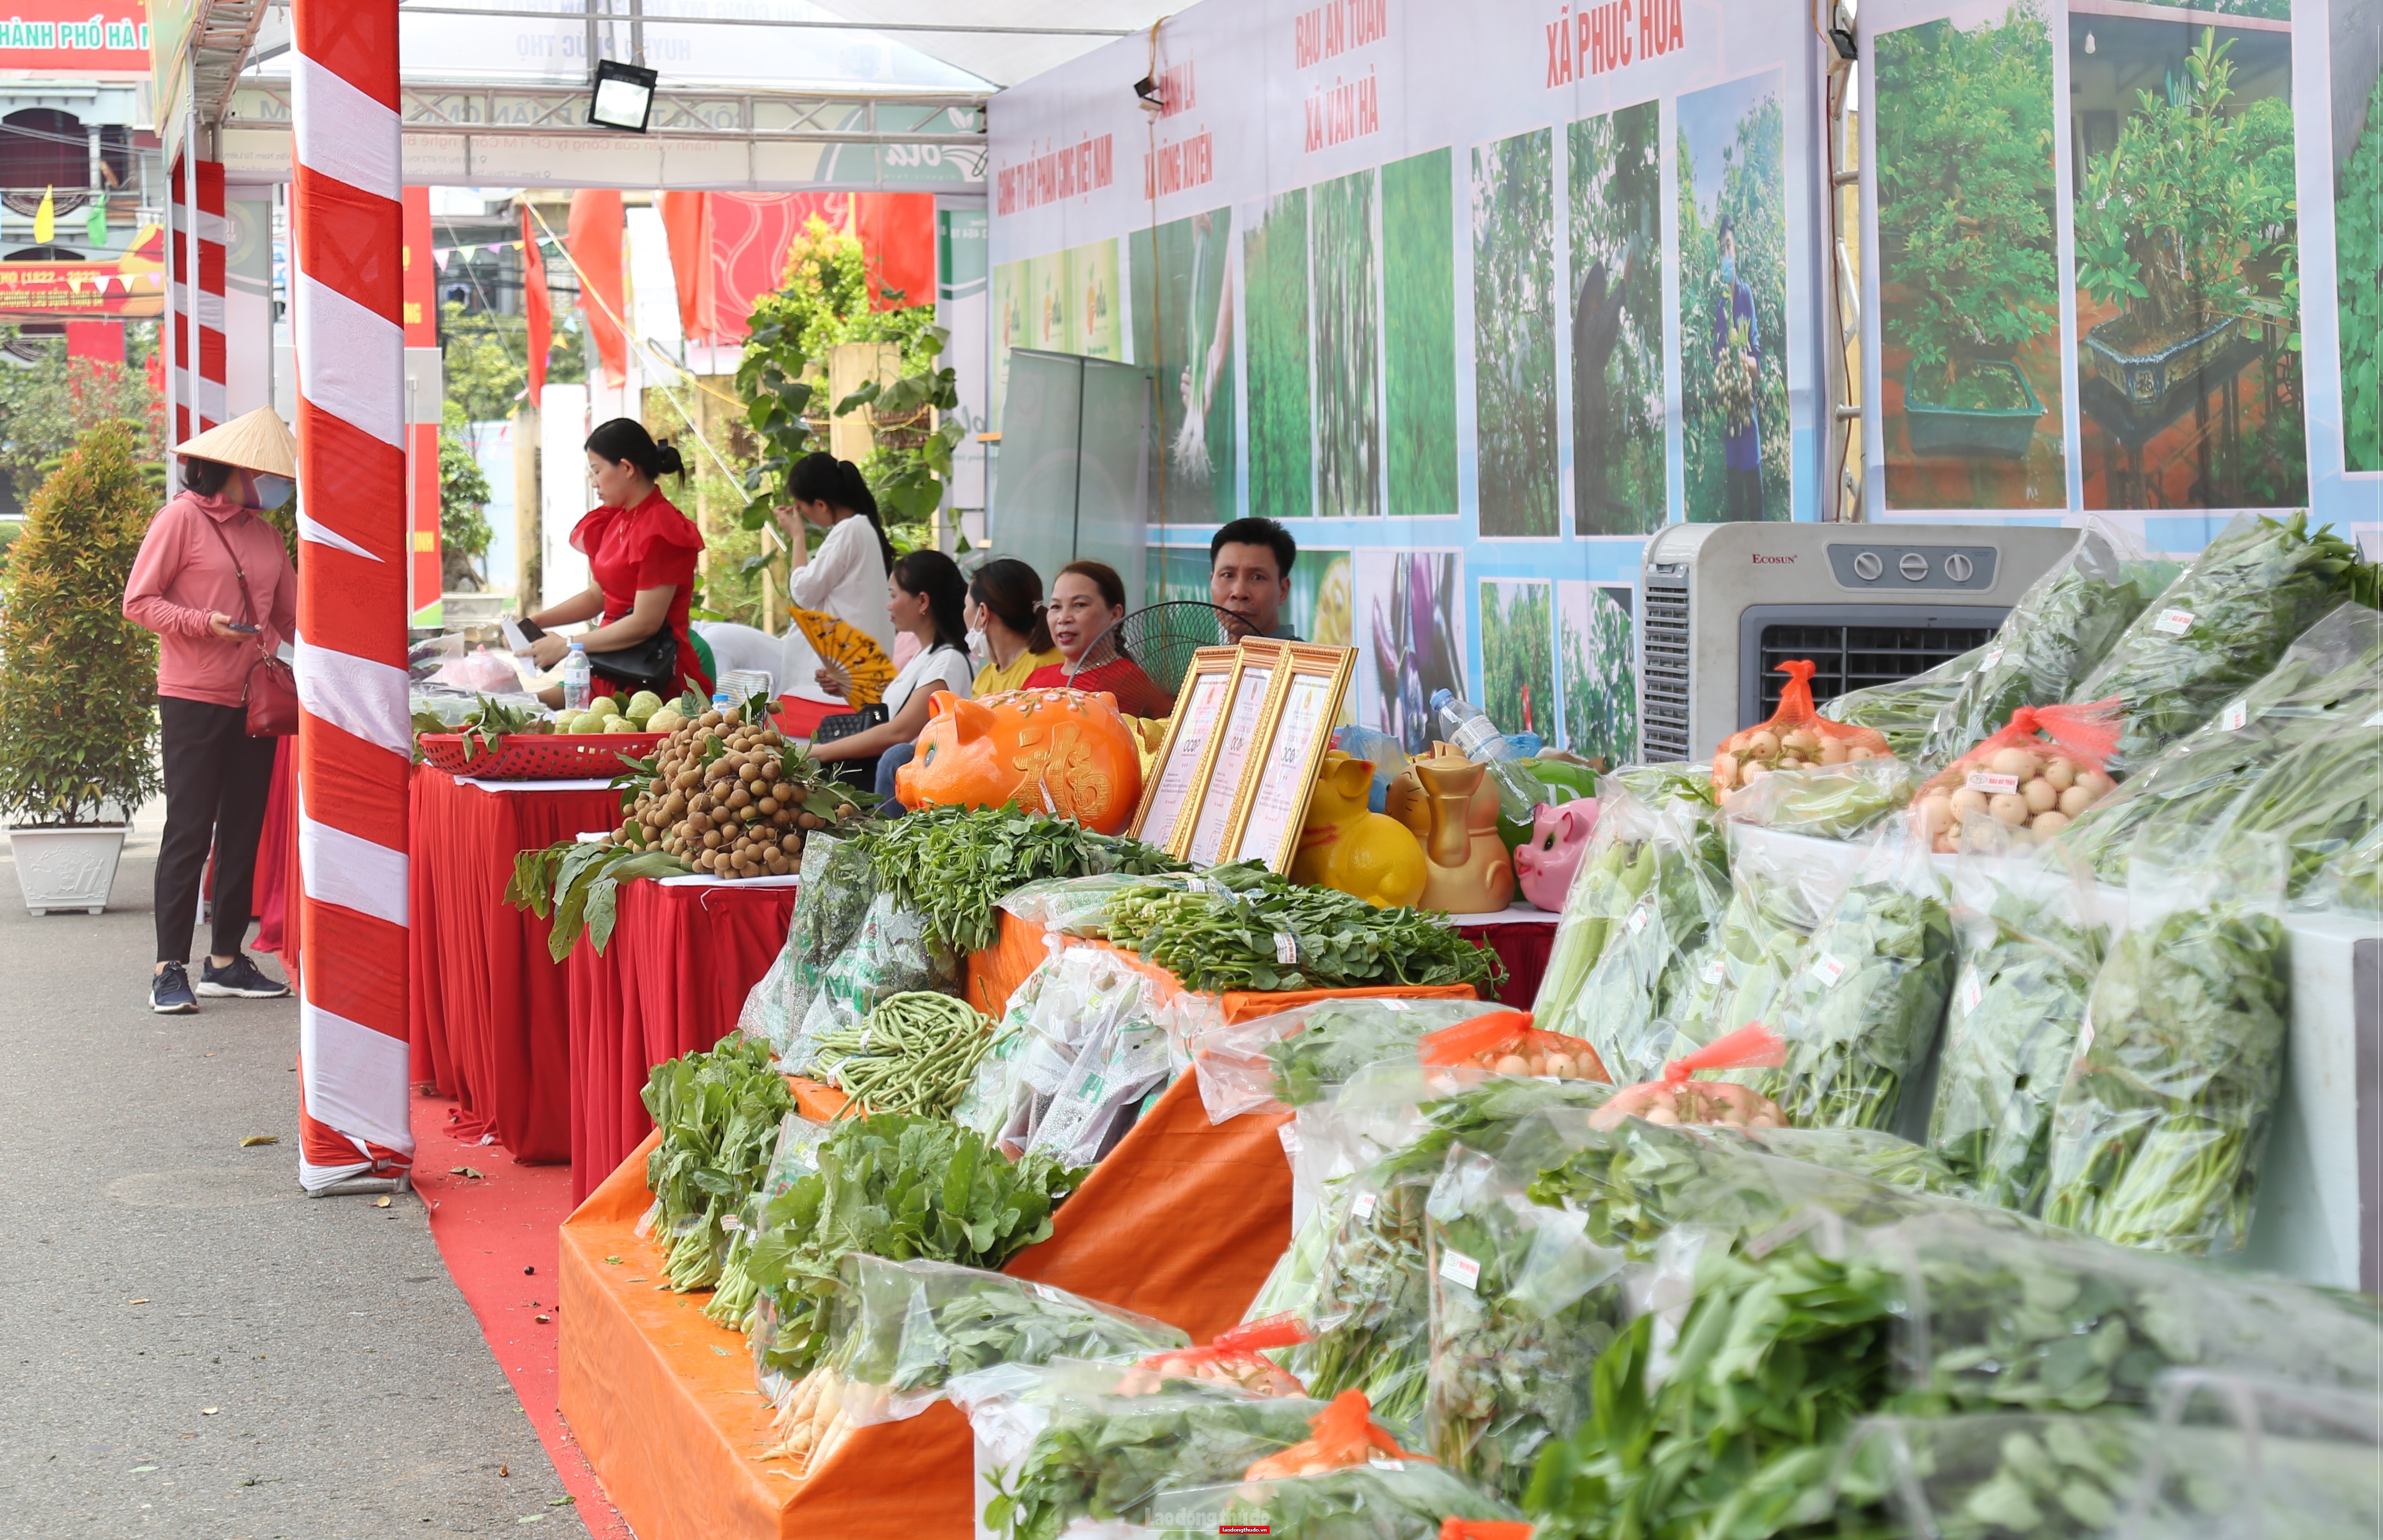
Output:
top-left (570, 488), bottom-right (713, 702)
top-left (1023, 655), bottom-right (1175, 720)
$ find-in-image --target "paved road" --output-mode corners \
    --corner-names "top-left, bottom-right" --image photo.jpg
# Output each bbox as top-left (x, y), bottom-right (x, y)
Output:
top-left (0, 804), bottom-right (584, 1537)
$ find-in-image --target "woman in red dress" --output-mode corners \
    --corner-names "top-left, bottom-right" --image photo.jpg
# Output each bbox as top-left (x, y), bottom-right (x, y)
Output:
top-left (1023, 560), bottom-right (1174, 719)
top-left (527, 419), bottom-right (714, 703)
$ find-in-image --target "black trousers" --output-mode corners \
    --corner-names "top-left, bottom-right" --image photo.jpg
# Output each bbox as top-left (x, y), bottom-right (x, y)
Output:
top-left (1725, 466), bottom-right (1765, 522)
top-left (156, 696), bottom-right (278, 965)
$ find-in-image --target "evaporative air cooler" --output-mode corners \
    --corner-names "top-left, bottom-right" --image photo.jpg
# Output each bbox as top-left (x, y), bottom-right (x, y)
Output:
top-left (1637, 522), bottom-right (2082, 763)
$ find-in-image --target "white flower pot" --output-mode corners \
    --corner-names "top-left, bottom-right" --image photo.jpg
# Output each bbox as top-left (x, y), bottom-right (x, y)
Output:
top-left (9, 824), bottom-right (128, 915)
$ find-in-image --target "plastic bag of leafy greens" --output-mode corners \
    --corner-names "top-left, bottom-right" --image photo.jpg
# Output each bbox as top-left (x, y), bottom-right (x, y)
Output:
top-left (998, 871), bottom-right (1210, 938)
top-left (1928, 847), bottom-right (2111, 1215)
top-left (2041, 834), bottom-right (2292, 1255)
top-left (1536, 794), bottom-right (1730, 1083)
top-left (2208, 701), bottom-right (2383, 901)
top-left (2141, 1370), bottom-right (2383, 1538)
top-left (1002, 947), bottom-right (1149, 1154)
top-left (953, 943), bottom-right (1064, 1141)
top-left (2068, 510), bottom-right (2364, 769)
top-left (1529, 769), bottom-right (1721, 1019)
top-left (2057, 602), bottom-right (2383, 885)
top-left (824, 1256), bottom-right (1187, 1427)
top-left (1663, 822), bottom-right (1864, 1081)
top-left (2304, 822), bottom-right (2383, 917)
top-left (1423, 1141), bottom-right (1627, 1501)
top-left (1721, 758), bottom-right (1920, 841)
top-left (1189, 997), bottom-right (1508, 1123)
top-left (1026, 991), bottom-right (1172, 1168)
top-left (1147, 1461), bottom-right (1521, 1540)
top-left (1922, 524), bottom-right (2163, 765)
top-left (784, 890), bottom-right (961, 1073)
top-left (1859, 1207), bottom-right (2383, 1410)
top-left (1823, 1412), bottom-right (2172, 1540)
top-left (957, 1362), bottom-right (1348, 1540)
top-left (1763, 825), bottom-right (1955, 1134)
top-left (752, 833), bottom-right (874, 1055)
top-left (1734, 1126), bottom-right (1962, 1196)
top-left (1819, 645), bottom-right (1986, 762)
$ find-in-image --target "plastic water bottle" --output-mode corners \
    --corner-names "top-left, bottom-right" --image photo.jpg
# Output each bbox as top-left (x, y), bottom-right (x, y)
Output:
top-left (561, 643), bottom-right (592, 713)
top-left (1429, 689), bottom-right (1541, 823)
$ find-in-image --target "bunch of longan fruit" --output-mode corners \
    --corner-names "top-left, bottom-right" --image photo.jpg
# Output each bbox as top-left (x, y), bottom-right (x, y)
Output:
top-left (621, 705), bottom-right (862, 879)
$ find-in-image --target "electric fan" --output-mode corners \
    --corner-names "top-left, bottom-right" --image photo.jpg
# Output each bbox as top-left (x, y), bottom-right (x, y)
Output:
top-left (1065, 600), bottom-right (1241, 718)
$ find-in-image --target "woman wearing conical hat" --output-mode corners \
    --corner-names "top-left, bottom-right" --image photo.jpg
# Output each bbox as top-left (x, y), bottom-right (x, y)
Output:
top-left (121, 407), bottom-right (299, 1016)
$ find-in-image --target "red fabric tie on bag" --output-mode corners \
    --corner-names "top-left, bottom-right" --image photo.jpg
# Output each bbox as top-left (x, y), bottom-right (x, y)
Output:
top-left (1662, 1021), bottom-right (1786, 1085)
top-left (1136, 1312), bottom-right (1311, 1397)
top-left (1242, 1389), bottom-right (1422, 1480)
top-left (1417, 1010), bottom-right (1611, 1083)
top-left (1913, 697), bottom-right (2124, 851)
top-left (1441, 1522), bottom-right (1535, 1540)
top-left (1589, 1023), bottom-right (1787, 1131)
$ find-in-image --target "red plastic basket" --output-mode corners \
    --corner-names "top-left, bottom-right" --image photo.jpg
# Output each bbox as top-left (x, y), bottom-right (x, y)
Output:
top-left (417, 732), bottom-right (664, 781)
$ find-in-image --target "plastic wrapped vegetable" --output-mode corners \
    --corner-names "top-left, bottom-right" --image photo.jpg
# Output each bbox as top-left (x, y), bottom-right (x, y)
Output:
top-left (1928, 850), bottom-right (2109, 1215)
top-left (1423, 1144), bottom-right (1626, 1499)
top-left (2041, 842), bottom-right (2292, 1255)
top-left (1585, 1024), bottom-right (1787, 1132)
top-left (1765, 831), bottom-right (1955, 1132)
top-left (2055, 602), bottom-right (2383, 885)
top-left (1710, 659), bottom-right (1894, 792)
top-left (1416, 1009), bottom-right (1610, 1085)
top-left (1910, 701), bottom-right (2122, 855)
top-left (783, 890), bottom-right (963, 1073)
top-left (2304, 823), bottom-right (2383, 916)
top-left (1190, 997), bottom-right (1508, 1123)
top-left (1128, 1317), bottom-right (1312, 1398)
top-left (1662, 825), bottom-right (1859, 1059)
top-left (741, 831), bottom-right (876, 1059)
top-left (2069, 510), bottom-right (2367, 768)
top-left (1923, 525), bottom-right (2161, 763)
top-left (1147, 1461), bottom-right (1521, 1540)
top-left (1532, 792), bottom-right (1730, 1083)
top-left (1721, 758), bottom-right (1919, 841)
top-left (2207, 701), bottom-right (2383, 900)
top-left (1819, 645), bottom-right (1985, 761)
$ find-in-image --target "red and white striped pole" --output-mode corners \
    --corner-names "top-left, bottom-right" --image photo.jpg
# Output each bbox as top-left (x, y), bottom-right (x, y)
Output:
top-left (289, 0), bottom-right (415, 1194)
top-left (167, 141), bottom-right (224, 442)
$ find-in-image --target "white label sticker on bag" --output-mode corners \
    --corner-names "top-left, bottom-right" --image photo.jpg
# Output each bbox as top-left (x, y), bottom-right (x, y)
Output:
top-left (1966, 771), bottom-right (2020, 795)
top-left (2221, 701), bottom-right (2250, 732)
top-left (1379, 998), bottom-right (1411, 1012)
top-left (1369, 1457), bottom-right (1406, 1472)
top-left (1707, 954), bottom-right (1729, 982)
top-left (1274, 932), bottom-right (1300, 965)
top-left (1626, 902), bottom-right (1652, 937)
top-left (1438, 1249), bottom-right (1481, 1290)
top-left (1352, 1192), bottom-right (1377, 1221)
top-left (2367, 711), bottom-right (2383, 728)
top-left (1982, 644), bottom-right (2006, 670)
top-left (2153, 608), bottom-right (2195, 635)
top-left (1813, 954), bottom-right (1848, 988)
top-left (1959, 970), bottom-right (1985, 1015)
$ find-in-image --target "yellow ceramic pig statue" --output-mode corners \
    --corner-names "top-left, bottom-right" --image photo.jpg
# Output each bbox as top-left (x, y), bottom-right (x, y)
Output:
top-left (1391, 743), bottom-right (1515, 914)
top-left (1291, 751), bottom-right (1428, 909)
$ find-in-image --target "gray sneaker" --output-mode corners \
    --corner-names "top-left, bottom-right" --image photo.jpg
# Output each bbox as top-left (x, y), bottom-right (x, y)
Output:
top-left (151, 962), bottom-right (199, 1014)
top-left (197, 954), bottom-right (292, 999)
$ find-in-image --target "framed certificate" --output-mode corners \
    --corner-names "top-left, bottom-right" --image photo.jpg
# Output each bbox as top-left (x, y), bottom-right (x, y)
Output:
top-left (1221, 644), bottom-right (1358, 873)
top-left (1131, 645), bottom-right (1239, 851)
top-left (1182, 639), bottom-right (1288, 867)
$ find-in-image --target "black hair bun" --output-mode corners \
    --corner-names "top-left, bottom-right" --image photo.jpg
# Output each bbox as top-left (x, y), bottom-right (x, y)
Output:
top-left (654, 440), bottom-right (687, 479)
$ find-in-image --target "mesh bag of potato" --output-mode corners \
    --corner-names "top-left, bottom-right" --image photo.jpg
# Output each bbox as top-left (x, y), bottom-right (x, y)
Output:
top-left (1911, 701), bottom-right (2121, 855)
top-left (1711, 659), bottom-right (1894, 793)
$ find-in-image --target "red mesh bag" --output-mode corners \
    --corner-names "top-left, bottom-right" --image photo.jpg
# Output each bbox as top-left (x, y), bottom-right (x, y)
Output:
top-left (1242, 1390), bottom-right (1424, 1480)
top-left (1131, 1314), bottom-right (1310, 1398)
top-left (1911, 700), bottom-right (2121, 853)
top-left (1711, 660), bottom-right (1893, 792)
top-left (1417, 1010), bottom-right (1610, 1084)
top-left (1588, 1023), bottom-right (1787, 1131)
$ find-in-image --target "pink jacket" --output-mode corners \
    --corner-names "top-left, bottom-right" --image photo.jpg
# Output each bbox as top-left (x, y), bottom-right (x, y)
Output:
top-left (122, 491), bottom-right (298, 710)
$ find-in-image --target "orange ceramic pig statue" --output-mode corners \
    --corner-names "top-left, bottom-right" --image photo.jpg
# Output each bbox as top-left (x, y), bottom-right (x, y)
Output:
top-left (1291, 750), bottom-right (1428, 909)
top-left (896, 687), bottom-right (1145, 834)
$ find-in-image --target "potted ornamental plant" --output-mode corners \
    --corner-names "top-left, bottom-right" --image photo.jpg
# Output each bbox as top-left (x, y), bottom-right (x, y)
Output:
top-left (2075, 28), bottom-right (2298, 418)
top-left (1877, 5), bottom-right (2060, 460)
top-left (0, 418), bottom-right (163, 914)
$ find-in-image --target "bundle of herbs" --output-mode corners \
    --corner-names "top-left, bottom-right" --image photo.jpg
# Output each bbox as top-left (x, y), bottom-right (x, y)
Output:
top-left (2068, 511), bottom-right (2373, 768)
top-left (1928, 854), bottom-right (2109, 1215)
top-left (854, 805), bottom-right (1185, 957)
top-left (640, 1036), bottom-right (796, 1293)
top-left (741, 1113), bottom-right (1082, 1385)
top-left (1531, 774), bottom-right (1726, 1031)
top-left (506, 838), bottom-right (691, 958)
top-left (1104, 872), bottom-right (1502, 994)
top-left (2041, 845), bottom-right (2292, 1255)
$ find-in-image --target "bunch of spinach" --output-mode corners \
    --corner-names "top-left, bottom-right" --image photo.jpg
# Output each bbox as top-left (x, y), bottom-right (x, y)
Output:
top-left (741, 1113), bottom-right (1082, 1381)
top-left (506, 839), bottom-right (691, 959)
top-left (1148, 1462), bottom-right (1521, 1540)
top-left (854, 805), bottom-right (1185, 956)
top-left (1768, 876), bottom-right (1955, 1132)
top-left (1105, 872), bottom-right (1503, 994)
top-left (2069, 511), bottom-right (2371, 768)
top-left (2042, 890), bottom-right (2291, 1255)
top-left (639, 1036), bottom-right (796, 1294)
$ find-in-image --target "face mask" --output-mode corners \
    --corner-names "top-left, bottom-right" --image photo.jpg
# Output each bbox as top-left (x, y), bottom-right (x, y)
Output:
top-left (1719, 253), bottom-right (1737, 286)
top-left (247, 473), bottom-right (294, 510)
top-left (965, 626), bottom-right (988, 664)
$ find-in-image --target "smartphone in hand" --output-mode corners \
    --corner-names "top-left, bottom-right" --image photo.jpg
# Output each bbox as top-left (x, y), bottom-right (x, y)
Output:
top-left (227, 622), bottom-right (261, 634)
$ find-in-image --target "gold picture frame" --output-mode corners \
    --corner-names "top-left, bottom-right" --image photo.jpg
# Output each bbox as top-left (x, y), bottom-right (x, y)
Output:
top-left (1180, 638), bottom-right (1290, 866)
top-left (1130, 645), bottom-right (1240, 851)
top-left (1217, 644), bottom-right (1358, 873)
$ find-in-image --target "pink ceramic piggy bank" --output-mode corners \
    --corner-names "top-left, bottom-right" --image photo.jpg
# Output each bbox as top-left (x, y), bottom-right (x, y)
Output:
top-left (1513, 799), bottom-right (1599, 911)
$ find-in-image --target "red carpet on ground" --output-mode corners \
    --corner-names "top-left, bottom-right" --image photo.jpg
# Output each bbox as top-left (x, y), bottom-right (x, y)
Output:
top-left (412, 1090), bottom-right (629, 1538)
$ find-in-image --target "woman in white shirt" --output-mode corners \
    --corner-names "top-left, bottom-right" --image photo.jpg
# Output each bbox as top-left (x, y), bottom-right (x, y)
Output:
top-left (808, 548), bottom-right (974, 803)
top-left (781, 452), bottom-right (898, 668)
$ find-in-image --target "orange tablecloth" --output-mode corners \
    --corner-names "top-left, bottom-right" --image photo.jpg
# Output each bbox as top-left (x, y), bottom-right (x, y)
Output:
top-left (410, 767), bottom-right (623, 1164)
top-left (567, 878), bottom-right (799, 1202)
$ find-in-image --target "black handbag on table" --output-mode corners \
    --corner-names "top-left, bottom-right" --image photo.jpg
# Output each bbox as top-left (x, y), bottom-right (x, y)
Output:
top-left (586, 630), bottom-right (679, 694)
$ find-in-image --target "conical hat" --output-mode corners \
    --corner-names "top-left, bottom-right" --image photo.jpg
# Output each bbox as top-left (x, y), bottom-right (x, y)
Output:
top-left (176, 407), bottom-right (297, 479)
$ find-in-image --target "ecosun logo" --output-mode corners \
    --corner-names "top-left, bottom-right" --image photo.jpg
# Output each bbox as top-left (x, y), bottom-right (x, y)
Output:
top-left (1751, 554), bottom-right (1796, 564)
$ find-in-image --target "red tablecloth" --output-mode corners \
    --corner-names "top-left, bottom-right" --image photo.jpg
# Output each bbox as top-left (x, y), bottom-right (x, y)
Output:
top-left (1458, 919), bottom-right (1558, 1007)
top-left (410, 767), bottom-right (624, 1164)
top-left (568, 878), bottom-right (799, 1202)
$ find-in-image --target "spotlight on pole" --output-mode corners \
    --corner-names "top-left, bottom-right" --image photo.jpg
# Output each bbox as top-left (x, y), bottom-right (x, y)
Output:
top-left (588, 59), bottom-right (659, 133)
